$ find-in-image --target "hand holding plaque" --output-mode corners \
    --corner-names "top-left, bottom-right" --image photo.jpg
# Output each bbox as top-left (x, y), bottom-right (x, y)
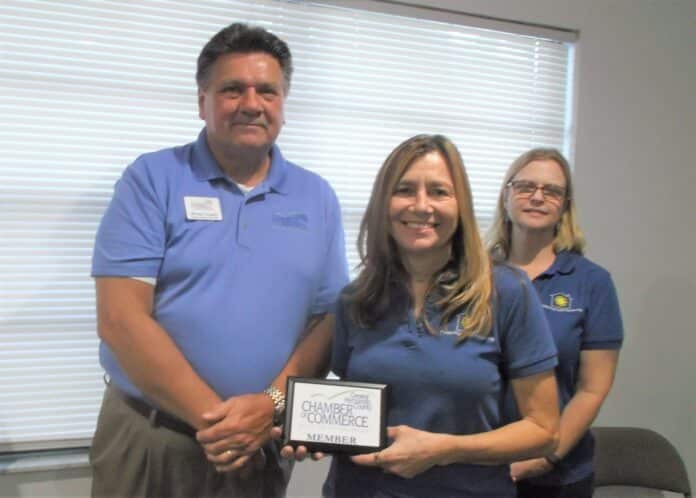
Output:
top-left (281, 377), bottom-right (388, 454)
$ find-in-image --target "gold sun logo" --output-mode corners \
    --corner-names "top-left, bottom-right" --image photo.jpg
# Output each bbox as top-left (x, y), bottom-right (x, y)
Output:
top-left (552, 293), bottom-right (570, 309)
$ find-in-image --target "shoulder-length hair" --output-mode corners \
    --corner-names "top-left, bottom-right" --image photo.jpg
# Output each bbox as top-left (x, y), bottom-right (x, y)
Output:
top-left (487, 147), bottom-right (586, 261)
top-left (346, 134), bottom-right (493, 340)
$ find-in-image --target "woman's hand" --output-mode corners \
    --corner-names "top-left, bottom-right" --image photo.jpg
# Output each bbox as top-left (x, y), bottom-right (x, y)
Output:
top-left (510, 457), bottom-right (553, 481)
top-left (350, 425), bottom-right (445, 479)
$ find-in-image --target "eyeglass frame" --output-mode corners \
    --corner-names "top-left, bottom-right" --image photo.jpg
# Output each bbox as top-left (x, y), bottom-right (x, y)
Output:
top-left (506, 179), bottom-right (568, 203)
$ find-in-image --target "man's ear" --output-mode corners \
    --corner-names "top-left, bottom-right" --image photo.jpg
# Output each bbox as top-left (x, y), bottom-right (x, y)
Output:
top-left (197, 89), bottom-right (206, 120)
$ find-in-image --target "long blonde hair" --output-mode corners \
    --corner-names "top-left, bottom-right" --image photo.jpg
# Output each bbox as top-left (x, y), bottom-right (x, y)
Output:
top-left (347, 134), bottom-right (493, 340)
top-left (487, 147), bottom-right (585, 260)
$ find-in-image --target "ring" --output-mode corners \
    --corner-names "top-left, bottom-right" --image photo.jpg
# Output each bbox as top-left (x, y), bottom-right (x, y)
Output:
top-left (225, 450), bottom-right (233, 458)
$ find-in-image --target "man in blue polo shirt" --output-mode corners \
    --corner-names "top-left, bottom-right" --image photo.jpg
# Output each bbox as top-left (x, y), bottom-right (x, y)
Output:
top-left (90, 23), bottom-right (349, 498)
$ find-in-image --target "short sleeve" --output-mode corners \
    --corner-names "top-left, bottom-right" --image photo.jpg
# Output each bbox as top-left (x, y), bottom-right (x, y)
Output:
top-left (310, 185), bottom-right (350, 315)
top-left (91, 158), bottom-right (166, 278)
top-left (330, 294), bottom-right (351, 379)
top-left (497, 268), bottom-right (558, 379)
top-left (582, 271), bottom-right (624, 350)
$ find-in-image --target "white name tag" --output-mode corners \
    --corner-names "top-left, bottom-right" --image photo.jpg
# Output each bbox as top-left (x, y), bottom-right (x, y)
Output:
top-left (184, 196), bottom-right (223, 221)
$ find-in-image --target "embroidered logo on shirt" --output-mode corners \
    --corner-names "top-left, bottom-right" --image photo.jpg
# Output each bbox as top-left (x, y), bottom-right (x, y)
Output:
top-left (437, 312), bottom-right (466, 336)
top-left (438, 313), bottom-right (495, 342)
top-left (438, 312), bottom-right (468, 336)
top-left (439, 328), bottom-right (461, 337)
top-left (458, 313), bottom-right (468, 330)
top-left (272, 212), bottom-right (309, 231)
top-left (552, 293), bottom-right (570, 309)
top-left (542, 292), bottom-right (583, 312)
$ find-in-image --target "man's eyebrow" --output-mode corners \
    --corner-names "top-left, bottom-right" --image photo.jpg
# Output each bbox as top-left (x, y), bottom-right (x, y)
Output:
top-left (217, 80), bottom-right (280, 90)
top-left (218, 79), bottom-right (243, 87)
top-left (256, 82), bottom-right (280, 90)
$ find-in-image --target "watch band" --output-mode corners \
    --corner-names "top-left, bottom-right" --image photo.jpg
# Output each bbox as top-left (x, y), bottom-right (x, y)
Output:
top-left (263, 385), bottom-right (286, 425)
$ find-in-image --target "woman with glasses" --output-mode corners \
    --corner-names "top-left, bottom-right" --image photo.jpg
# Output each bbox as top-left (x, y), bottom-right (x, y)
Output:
top-left (487, 148), bottom-right (624, 498)
top-left (306, 135), bottom-right (561, 498)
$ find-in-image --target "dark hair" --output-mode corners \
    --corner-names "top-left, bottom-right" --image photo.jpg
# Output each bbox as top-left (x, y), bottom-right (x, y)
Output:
top-left (196, 23), bottom-right (293, 94)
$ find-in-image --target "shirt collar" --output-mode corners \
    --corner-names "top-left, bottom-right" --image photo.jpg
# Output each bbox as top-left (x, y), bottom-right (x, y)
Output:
top-left (191, 128), bottom-right (289, 194)
top-left (263, 143), bottom-right (290, 195)
top-left (538, 250), bottom-right (577, 277)
top-left (422, 264), bottom-right (458, 315)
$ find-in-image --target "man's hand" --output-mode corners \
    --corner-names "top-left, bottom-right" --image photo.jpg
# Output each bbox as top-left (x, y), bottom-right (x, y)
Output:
top-left (196, 393), bottom-right (275, 469)
top-left (207, 447), bottom-right (267, 475)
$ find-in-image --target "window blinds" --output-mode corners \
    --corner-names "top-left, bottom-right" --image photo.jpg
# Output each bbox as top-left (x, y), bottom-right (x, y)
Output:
top-left (0, 0), bottom-right (573, 451)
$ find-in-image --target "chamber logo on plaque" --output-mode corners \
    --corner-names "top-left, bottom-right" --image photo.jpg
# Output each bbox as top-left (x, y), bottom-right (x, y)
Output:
top-left (283, 377), bottom-right (387, 454)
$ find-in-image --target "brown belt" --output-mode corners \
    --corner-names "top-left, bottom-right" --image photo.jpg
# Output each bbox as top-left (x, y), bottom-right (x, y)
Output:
top-left (113, 386), bottom-right (197, 438)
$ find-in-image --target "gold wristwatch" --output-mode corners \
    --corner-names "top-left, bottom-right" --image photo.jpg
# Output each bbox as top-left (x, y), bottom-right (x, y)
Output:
top-left (263, 385), bottom-right (286, 425)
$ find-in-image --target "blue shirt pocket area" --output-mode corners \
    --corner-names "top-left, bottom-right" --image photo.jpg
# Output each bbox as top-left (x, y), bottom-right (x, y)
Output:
top-left (272, 211), bottom-right (309, 231)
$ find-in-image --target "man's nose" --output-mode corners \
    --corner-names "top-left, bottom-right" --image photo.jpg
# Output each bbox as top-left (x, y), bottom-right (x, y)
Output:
top-left (239, 88), bottom-right (262, 113)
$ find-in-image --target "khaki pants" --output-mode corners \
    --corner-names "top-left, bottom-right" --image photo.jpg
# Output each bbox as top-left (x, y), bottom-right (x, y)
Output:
top-left (90, 386), bottom-right (292, 498)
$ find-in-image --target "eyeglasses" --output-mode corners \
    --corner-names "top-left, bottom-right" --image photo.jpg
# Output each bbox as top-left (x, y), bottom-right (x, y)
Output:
top-left (506, 180), bottom-right (567, 202)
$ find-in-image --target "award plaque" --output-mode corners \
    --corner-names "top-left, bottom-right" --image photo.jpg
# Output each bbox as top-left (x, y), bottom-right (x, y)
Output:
top-left (282, 377), bottom-right (388, 454)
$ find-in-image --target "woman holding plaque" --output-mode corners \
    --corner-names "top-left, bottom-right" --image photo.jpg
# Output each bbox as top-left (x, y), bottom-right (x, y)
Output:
top-left (487, 148), bottom-right (623, 498)
top-left (320, 134), bottom-right (560, 498)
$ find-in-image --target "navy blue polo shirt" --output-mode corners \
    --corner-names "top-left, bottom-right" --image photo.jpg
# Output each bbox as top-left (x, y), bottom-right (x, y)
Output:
top-left (92, 129), bottom-right (349, 401)
top-left (508, 250), bottom-right (624, 486)
top-left (324, 265), bottom-right (558, 498)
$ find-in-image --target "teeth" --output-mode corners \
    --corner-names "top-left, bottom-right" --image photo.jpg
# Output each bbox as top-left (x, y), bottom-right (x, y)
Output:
top-left (403, 221), bottom-right (435, 228)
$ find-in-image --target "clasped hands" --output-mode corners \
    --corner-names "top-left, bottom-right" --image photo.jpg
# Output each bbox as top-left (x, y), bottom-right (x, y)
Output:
top-left (195, 392), bottom-right (275, 475)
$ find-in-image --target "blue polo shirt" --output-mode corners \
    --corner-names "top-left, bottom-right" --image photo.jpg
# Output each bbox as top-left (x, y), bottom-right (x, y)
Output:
top-left (507, 250), bottom-right (623, 486)
top-left (324, 265), bottom-right (558, 498)
top-left (91, 129), bottom-right (349, 401)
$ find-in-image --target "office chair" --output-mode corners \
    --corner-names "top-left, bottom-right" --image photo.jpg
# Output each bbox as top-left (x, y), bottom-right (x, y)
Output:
top-left (592, 426), bottom-right (692, 497)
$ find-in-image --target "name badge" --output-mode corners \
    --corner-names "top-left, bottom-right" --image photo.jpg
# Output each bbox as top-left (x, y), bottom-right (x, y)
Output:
top-left (184, 196), bottom-right (222, 221)
top-left (282, 377), bottom-right (388, 454)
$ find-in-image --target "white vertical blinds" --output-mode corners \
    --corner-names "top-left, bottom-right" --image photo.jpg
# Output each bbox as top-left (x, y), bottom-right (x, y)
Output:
top-left (0, 0), bottom-right (573, 451)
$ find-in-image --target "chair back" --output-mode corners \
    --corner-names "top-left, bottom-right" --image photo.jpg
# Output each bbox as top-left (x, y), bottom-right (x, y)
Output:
top-left (592, 426), bottom-right (691, 497)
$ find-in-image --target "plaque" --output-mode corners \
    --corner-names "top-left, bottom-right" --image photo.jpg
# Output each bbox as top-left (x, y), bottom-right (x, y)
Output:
top-left (282, 377), bottom-right (388, 454)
